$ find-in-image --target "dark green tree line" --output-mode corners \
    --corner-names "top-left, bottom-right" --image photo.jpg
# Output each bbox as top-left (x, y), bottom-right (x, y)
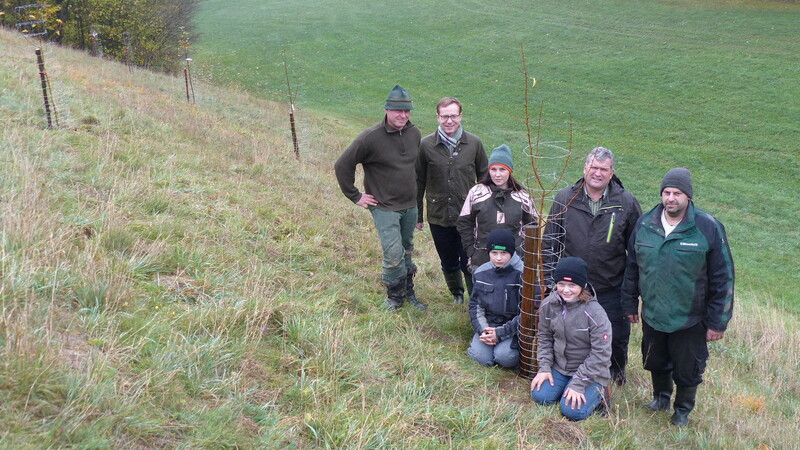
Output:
top-left (1, 0), bottom-right (197, 72)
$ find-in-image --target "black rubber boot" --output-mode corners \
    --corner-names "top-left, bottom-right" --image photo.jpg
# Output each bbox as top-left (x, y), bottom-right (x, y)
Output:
top-left (463, 269), bottom-right (474, 300)
top-left (405, 266), bottom-right (427, 310)
top-left (383, 277), bottom-right (406, 311)
top-left (671, 385), bottom-right (698, 427)
top-left (611, 368), bottom-right (627, 386)
top-left (645, 371), bottom-right (673, 411)
top-left (443, 270), bottom-right (464, 304)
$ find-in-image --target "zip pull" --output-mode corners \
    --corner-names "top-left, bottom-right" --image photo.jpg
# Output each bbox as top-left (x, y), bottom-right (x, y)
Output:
top-left (606, 212), bottom-right (616, 243)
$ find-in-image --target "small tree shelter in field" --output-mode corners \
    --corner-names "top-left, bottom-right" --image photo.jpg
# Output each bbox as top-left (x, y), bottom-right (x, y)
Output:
top-left (15, 2), bottom-right (66, 129)
top-left (282, 49), bottom-right (300, 160)
top-left (517, 45), bottom-right (573, 380)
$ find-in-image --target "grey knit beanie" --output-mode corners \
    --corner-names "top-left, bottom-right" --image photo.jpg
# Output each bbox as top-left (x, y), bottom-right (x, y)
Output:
top-left (384, 85), bottom-right (414, 110)
top-left (488, 144), bottom-right (514, 172)
top-left (661, 168), bottom-right (693, 198)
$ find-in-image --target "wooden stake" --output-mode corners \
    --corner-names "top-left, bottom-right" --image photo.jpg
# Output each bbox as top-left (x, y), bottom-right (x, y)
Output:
top-left (289, 106), bottom-right (300, 159)
top-left (518, 223), bottom-right (541, 379)
top-left (183, 68), bottom-right (191, 103)
top-left (35, 48), bottom-right (54, 129)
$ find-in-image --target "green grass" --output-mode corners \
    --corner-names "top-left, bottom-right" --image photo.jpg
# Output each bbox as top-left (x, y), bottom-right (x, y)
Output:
top-left (194, 0), bottom-right (800, 312)
top-left (1, 1), bottom-right (799, 446)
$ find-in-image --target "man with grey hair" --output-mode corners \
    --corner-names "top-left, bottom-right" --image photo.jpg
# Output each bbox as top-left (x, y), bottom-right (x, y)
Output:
top-left (542, 147), bottom-right (642, 386)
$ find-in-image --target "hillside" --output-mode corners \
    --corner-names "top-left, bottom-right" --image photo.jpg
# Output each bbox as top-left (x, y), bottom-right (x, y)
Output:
top-left (1, 27), bottom-right (798, 448)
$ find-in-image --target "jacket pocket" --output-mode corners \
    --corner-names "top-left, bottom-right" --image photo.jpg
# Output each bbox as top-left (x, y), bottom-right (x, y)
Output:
top-left (473, 282), bottom-right (494, 294)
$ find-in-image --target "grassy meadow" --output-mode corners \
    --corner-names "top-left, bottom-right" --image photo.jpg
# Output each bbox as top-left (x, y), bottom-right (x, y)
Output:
top-left (0, 0), bottom-right (798, 447)
top-left (194, 0), bottom-right (800, 311)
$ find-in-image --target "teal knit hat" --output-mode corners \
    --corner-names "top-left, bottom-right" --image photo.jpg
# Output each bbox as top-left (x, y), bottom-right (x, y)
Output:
top-left (384, 85), bottom-right (414, 110)
top-left (488, 144), bottom-right (514, 172)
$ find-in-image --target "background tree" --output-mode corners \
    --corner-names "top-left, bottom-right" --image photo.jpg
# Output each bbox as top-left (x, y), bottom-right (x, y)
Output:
top-left (1, 0), bottom-right (197, 72)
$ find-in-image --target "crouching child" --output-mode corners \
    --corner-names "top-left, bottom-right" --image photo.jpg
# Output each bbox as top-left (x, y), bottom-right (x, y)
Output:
top-left (467, 229), bottom-right (523, 369)
top-left (531, 257), bottom-right (612, 421)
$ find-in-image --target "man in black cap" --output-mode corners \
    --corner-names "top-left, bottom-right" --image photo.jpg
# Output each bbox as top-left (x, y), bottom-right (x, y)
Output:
top-left (335, 85), bottom-right (426, 311)
top-left (622, 167), bottom-right (735, 427)
top-left (542, 146), bottom-right (642, 385)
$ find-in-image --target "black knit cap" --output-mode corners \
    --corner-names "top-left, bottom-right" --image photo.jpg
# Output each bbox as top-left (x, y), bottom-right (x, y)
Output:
top-left (660, 167), bottom-right (693, 198)
top-left (486, 228), bottom-right (516, 256)
top-left (553, 257), bottom-right (589, 288)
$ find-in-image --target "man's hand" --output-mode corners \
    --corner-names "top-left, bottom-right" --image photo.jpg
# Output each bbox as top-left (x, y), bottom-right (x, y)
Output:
top-left (416, 222), bottom-right (424, 231)
top-left (356, 193), bottom-right (378, 208)
top-left (707, 329), bottom-right (725, 342)
top-left (627, 314), bottom-right (639, 324)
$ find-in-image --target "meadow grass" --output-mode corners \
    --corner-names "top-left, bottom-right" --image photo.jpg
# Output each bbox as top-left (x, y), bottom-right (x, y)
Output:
top-left (194, 0), bottom-right (800, 313)
top-left (1, 9), bottom-right (799, 448)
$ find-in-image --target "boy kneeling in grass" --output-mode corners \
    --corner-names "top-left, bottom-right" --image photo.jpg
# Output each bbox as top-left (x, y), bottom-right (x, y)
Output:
top-left (467, 229), bottom-right (523, 369)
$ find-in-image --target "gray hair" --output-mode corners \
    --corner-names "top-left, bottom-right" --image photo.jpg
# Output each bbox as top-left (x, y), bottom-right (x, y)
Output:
top-left (585, 146), bottom-right (615, 168)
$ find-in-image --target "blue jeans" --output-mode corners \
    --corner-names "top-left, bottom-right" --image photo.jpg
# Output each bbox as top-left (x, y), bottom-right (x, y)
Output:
top-left (531, 370), bottom-right (605, 421)
top-left (370, 206), bottom-right (417, 283)
top-left (467, 333), bottom-right (519, 368)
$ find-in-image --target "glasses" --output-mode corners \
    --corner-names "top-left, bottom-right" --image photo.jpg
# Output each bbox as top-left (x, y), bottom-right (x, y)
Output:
top-left (437, 114), bottom-right (461, 122)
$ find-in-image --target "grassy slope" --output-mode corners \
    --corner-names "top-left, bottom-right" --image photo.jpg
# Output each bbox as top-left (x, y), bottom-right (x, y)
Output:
top-left (0, 13), bottom-right (798, 450)
top-left (194, 0), bottom-right (800, 312)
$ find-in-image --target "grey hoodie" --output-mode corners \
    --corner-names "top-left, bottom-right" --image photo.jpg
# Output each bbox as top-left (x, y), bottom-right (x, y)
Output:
top-left (536, 290), bottom-right (612, 393)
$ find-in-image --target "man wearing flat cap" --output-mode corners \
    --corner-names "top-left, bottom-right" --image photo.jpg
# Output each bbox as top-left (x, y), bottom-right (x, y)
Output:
top-left (622, 168), bottom-right (735, 427)
top-left (335, 85), bottom-right (426, 311)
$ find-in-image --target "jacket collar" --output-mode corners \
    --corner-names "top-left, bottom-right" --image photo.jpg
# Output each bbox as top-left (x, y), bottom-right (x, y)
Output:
top-left (382, 116), bottom-right (415, 134)
top-left (646, 201), bottom-right (697, 232)
top-left (435, 129), bottom-right (470, 146)
top-left (492, 261), bottom-right (516, 273)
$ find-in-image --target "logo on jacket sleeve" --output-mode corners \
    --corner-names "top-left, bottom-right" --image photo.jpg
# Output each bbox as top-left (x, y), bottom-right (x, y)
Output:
top-left (602, 334), bottom-right (609, 340)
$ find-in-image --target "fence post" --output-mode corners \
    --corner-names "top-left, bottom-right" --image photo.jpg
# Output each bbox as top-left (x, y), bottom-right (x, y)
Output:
top-left (35, 48), bottom-right (54, 129)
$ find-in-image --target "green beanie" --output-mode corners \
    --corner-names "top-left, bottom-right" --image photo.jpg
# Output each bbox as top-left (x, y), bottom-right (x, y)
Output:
top-left (488, 144), bottom-right (514, 172)
top-left (384, 85), bottom-right (414, 110)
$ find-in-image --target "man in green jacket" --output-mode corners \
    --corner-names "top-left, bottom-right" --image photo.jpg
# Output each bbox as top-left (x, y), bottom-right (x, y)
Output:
top-left (334, 85), bottom-right (426, 311)
top-left (416, 97), bottom-right (488, 304)
top-left (622, 168), bottom-right (735, 427)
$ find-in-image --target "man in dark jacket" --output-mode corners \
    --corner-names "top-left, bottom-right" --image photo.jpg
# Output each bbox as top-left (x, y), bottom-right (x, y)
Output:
top-left (622, 168), bottom-right (735, 427)
top-left (542, 147), bottom-right (642, 385)
top-left (334, 85), bottom-right (426, 311)
top-left (416, 97), bottom-right (488, 304)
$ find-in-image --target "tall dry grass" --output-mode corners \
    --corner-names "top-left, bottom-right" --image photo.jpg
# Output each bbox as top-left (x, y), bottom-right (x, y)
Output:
top-left (1, 27), bottom-right (798, 448)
